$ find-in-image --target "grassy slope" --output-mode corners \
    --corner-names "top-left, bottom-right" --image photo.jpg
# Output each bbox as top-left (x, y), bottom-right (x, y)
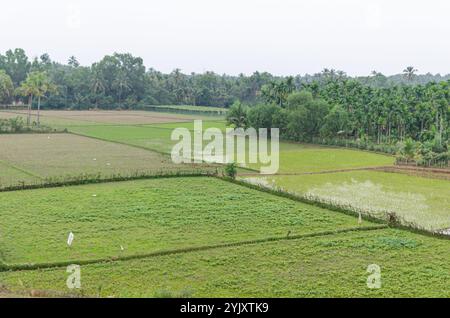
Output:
top-left (0, 177), bottom-right (375, 265)
top-left (248, 170), bottom-right (450, 230)
top-left (1, 228), bottom-right (449, 297)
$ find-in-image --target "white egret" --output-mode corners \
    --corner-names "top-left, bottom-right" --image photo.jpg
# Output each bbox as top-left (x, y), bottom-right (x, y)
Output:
top-left (67, 232), bottom-right (74, 246)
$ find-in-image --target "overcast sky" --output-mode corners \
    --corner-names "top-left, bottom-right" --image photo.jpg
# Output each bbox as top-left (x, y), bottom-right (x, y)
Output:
top-left (1, 0), bottom-right (449, 76)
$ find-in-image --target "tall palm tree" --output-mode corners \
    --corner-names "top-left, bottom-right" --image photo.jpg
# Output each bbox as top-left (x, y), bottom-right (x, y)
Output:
top-left (90, 69), bottom-right (105, 109)
top-left (403, 66), bottom-right (418, 82)
top-left (36, 74), bottom-right (57, 126)
top-left (18, 74), bottom-right (39, 126)
top-left (113, 70), bottom-right (131, 106)
top-left (19, 71), bottom-right (56, 126)
top-left (68, 56), bottom-right (80, 68)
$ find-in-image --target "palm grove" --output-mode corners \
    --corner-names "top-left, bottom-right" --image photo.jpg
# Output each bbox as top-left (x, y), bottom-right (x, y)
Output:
top-left (0, 48), bottom-right (449, 166)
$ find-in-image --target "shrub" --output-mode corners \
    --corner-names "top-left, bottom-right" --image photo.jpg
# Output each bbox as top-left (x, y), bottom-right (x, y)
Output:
top-left (225, 162), bottom-right (238, 179)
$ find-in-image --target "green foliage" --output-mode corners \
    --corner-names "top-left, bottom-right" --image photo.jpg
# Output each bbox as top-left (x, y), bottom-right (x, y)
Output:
top-left (231, 76), bottom-right (448, 168)
top-left (0, 48), bottom-right (30, 86)
top-left (286, 92), bottom-right (330, 141)
top-left (297, 77), bottom-right (450, 149)
top-left (20, 71), bottom-right (57, 99)
top-left (247, 103), bottom-right (285, 131)
top-left (226, 101), bottom-right (247, 128)
top-left (0, 116), bottom-right (54, 134)
top-left (396, 138), bottom-right (418, 162)
top-left (394, 137), bottom-right (449, 167)
top-left (320, 105), bottom-right (350, 138)
top-left (286, 91), bottom-right (313, 110)
top-left (261, 77), bottom-right (295, 107)
top-left (0, 116), bottom-right (24, 133)
top-left (225, 162), bottom-right (238, 179)
top-left (0, 70), bottom-right (14, 104)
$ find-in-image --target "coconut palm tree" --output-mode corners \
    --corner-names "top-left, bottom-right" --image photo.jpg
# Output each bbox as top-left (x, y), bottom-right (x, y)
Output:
top-left (113, 70), bottom-right (131, 106)
top-left (19, 71), bottom-right (56, 126)
top-left (226, 102), bottom-right (247, 128)
top-left (68, 56), bottom-right (80, 68)
top-left (35, 73), bottom-right (57, 126)
top-left (18, 74), bottom-right (39, 126)
top-left (90, 68), bottom-right (105, 109)
top-left (403, 66), bottom-right (418, 81)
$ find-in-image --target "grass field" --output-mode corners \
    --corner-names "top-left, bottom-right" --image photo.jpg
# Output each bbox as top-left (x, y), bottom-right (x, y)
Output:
top-left (0, 177), bottom-right (374, 265)
top-left (0, 133), bottom-right (210, 189)
top-left (249, 143), bottom-right (394, 173)
top-left (1, 227), bottom-right (449, 297)
top-left (68, 121), bottom-right (228, 154)
top-left (242, 170), bottom-right (450, 231)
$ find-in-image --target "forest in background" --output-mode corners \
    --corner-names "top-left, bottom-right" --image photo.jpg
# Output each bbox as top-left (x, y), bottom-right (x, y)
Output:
top-left (0, 48), bottom-right (449, 108)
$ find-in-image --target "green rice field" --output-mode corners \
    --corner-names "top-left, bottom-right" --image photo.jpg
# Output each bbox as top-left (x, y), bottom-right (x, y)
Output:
top-left (242, 170), bottom-right (450, 231)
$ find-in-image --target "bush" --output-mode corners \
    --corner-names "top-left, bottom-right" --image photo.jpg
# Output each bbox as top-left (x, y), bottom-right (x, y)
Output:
top-left (0, 116), bottom-right (61, 134)
top-left (0, 117), bottom-right (26, 133)
top-left (224, 162), bottom-right (238, 179)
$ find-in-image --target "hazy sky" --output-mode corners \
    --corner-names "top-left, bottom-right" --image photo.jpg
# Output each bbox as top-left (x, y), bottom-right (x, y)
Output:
top-left (1, 0), bottom-right (449, 76)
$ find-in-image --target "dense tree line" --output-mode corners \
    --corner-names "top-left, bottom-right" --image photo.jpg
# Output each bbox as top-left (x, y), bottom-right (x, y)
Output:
top-left (1, 48), bottom-right (449, 110)
top-left (227, 76), bottom-right (449, 166)
top-left (0, 49), bottom-right (278, 109)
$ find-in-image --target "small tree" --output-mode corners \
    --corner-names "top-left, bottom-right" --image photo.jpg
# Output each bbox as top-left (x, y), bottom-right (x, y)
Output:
top-left (226, 101), bottom-right (247, 128)
top-left (225, 162), bottom-right (238, 179)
